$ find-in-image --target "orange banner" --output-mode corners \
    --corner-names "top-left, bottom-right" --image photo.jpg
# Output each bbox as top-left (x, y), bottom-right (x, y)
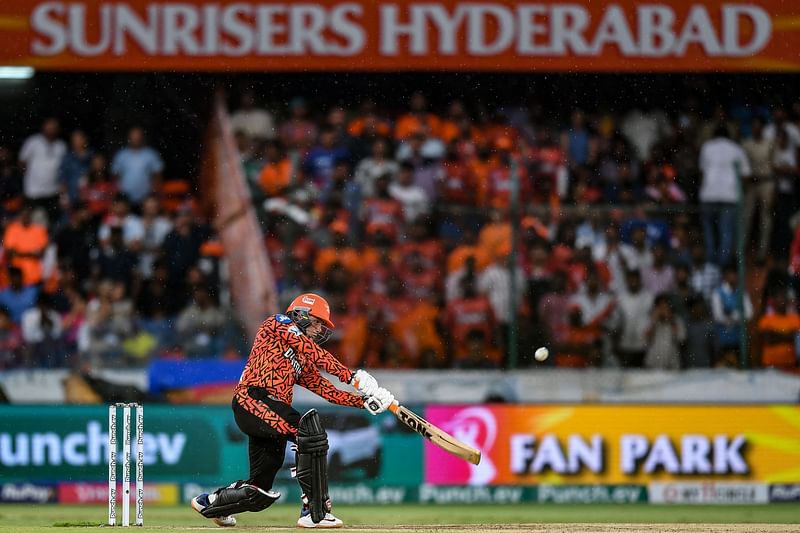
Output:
top-left (0, 0), bottom-right (799, 72)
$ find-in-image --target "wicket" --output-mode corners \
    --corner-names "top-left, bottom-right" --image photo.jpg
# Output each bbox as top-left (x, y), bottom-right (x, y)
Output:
top-left (108, 403), bottom-right (144, 527)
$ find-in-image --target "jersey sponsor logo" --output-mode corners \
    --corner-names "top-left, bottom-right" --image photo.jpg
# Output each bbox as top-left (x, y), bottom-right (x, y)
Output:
top-left (283, 347), bottom-right (302, 378)
top-left (288, 325), bottom-right (303, 337)
top-left (275, 314), bottom-right (292, 324)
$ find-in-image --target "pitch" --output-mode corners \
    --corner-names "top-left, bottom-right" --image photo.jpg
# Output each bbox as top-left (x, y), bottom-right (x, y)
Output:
top-left (1, 504), bottom-right (800, 532)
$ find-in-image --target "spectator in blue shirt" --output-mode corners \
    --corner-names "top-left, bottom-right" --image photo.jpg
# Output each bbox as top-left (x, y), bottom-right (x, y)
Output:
top-left (0, 267), bottom-right (39, 323)
top-left (561, 109), bottom-right (591, 167)
top-left (303, 127), bottom-right (349, 192)
top-left (111, 127), bottom-right (163, 205)
top-left (59, 129), bottom-right (93, 206)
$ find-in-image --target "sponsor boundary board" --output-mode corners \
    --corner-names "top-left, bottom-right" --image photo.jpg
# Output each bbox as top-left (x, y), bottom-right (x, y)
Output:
top-left (424, 405), bottom-right (800, 486)
top-left (649, 482), bottom-right (769, 504)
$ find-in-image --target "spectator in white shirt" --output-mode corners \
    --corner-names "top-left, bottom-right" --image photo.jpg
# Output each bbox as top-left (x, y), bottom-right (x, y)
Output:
top-left (764, 107), bottom-right (800, 149)
top-left (741, 116), bottom-right (775, 261)
top-left (478, 254), bottom-right (525, 329)
top-left (698, 126), bottom-right (751, 266)
top-left (389, 162), bottom-right (430, 224)
top-left (571, 268), bottom-right (616, 335)
top-left (642, 242), bottom-right (675, 294)
top-left (230, 91), bottom-right (276, 141)
top-left (619, 225), bottom-right (653, 272)
top-left (354, 138), bottom-right (398, 198)
top-left (18, 117), bottom-right (66, 224)
top-left (771, 126), bottom-right (800, 256)
top-left (21, 293), bottom-right (63, 368)
top-left (138, 195), bottom-right (173, 278)
top-left (644, 294), bottom-right (686, 370)
top-left (620, 106), bottom-right (672, 161)
top-left (611, 269), bottom-right (654, 367)
top-left (98, 194), bottom-right (144, 250)
top-left (689, 242), bottom-right (721, 302)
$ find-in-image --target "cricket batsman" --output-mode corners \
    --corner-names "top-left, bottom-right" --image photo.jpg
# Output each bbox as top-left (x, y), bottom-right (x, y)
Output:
top-left (191, 293), bottom-right (394, 528)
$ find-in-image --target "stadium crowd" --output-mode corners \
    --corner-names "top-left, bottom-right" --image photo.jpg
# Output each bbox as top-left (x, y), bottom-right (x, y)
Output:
top-left (232, 91), bottom-right (800, 371)
top-left (0, 121), bottom-right (236, 368)
top-left (1, 90), bottom-right (800, 371)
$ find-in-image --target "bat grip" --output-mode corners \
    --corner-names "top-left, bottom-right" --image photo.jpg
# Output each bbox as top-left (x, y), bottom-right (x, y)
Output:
top-left (353, 378), bottom-right (399, 413)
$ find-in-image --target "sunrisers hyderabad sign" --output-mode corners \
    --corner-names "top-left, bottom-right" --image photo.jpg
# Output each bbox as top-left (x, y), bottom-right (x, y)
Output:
top-left (0, 0), bottom-right (798, 71)
top-left (424, 406), bottom-right (800, 485)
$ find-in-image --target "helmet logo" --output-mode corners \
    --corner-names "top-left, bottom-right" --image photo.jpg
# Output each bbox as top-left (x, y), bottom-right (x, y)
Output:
top-left (301, 295), bottom-right (316, 305)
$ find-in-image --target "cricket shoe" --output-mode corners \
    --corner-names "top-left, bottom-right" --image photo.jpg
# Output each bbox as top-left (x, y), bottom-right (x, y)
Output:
top-left (296, 506), bottom-right (343, 528)
top-left (192, 493), bottom-right (237, 527)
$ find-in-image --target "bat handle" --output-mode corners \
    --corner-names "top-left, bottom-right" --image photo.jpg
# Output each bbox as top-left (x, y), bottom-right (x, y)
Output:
top-left (353, 378), bottom-right (400, 413)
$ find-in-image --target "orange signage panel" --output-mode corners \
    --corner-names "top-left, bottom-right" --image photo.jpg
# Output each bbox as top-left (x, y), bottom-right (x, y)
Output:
top-left (0, 1), bottom-right (798, 71)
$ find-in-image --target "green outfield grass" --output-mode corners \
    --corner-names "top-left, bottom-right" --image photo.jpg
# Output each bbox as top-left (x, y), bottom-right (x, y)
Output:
top-left (1, 504), bottom-right (800, 532)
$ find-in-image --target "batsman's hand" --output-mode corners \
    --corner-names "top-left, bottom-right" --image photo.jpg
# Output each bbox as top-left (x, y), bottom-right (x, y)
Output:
top-left (352, 369), bottom-right (379, 396)
top-left (364, 387), bottom-right (395, 416)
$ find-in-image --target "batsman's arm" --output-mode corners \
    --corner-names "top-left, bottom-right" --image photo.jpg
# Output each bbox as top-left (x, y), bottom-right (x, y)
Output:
top-left (298, 370), bottom-right (364, 408)
top-left (303, 337), bottom-right (355, 385)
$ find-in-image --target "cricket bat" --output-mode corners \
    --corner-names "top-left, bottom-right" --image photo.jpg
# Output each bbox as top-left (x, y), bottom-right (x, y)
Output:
top-left (389, 402), bottom-right (481, 465)
top-left (356, 379), bottom-right (481, 465)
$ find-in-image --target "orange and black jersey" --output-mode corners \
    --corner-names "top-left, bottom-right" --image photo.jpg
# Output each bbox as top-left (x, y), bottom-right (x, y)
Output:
top-left (235, 314), bottom-right (364, 428)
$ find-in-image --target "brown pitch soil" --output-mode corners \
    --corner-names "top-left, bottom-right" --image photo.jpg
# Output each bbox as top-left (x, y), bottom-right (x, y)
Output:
top-left (253, 525), bottom-right (800, 533)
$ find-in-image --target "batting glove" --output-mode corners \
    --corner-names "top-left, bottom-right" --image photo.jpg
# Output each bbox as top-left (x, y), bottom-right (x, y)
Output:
top-left (352, 369), bottom-right (379, 396)
top-left (364, 387), bottom-right (395, 416)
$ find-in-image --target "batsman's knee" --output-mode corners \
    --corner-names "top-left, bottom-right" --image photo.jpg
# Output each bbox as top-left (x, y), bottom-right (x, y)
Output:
top-left (297, 409), bottom-right (328, 454)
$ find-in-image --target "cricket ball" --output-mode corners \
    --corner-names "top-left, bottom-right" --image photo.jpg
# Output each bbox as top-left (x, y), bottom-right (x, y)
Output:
top-left (534, 347), bottom-right (549, 362)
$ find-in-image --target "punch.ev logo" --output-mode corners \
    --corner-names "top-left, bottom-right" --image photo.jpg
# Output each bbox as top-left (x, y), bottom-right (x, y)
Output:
top-left (0, 421), bottom-right (186, 467)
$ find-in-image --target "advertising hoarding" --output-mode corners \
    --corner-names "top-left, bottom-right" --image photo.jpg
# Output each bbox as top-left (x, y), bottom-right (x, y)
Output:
top-left (0, 1), bottom-right (797, 71)
top-left (424, 405), bottom-right (800, 486)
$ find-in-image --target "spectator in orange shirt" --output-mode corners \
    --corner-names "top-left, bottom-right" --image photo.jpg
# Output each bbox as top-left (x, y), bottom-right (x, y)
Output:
top-left (258, 141), bottom-right (293, 197)
top-left (445, 276), bottom-right (497, 365)
top-left (447, 228), bottom-right (489, 274)
top-left (758, 289), bottom-right (800, 370)
top-left (397, 220), bottom-right (443, 271)
top-left (400, 251), bottom-right (440, 301)
top-left (3, 204), bottom-right (49, 286)
top-left (440, 142), bottom-right (480, 206)
top-left (394, 91), bottom-right (441, 140)
top-left (478, 210), bottom-right (512, 263)
top-left (360, 174), bottom-right (404, 237)
top-left (439, 100), bottom-right (469, 143)
top-left (485, 137), bottom-right (530, 210)
top-left (393, 298), bottom-right (445, 368)
top-left (362, 242), bottom-right (396, 297)
top-left (313, 221), bottom-right (362, 278)
top-left (555, 305), bottom-right (601, 368)
top-left (347, 99), bottom-right (391, 140)
top-left (372, 277), bottom-right (415, 330)
top-left (325, 294), bottom-right (368, 369)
